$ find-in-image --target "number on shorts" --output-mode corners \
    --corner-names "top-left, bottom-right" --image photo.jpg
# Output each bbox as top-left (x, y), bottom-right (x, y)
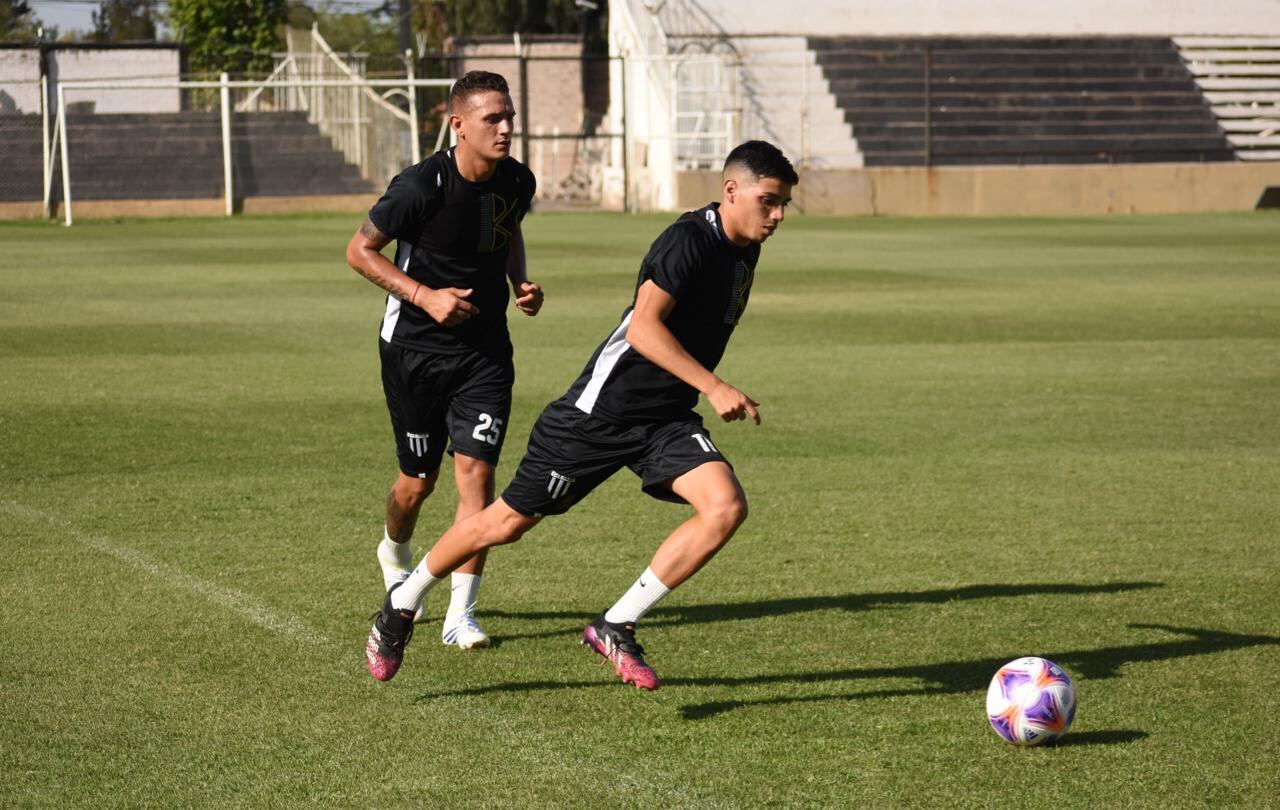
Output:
top-left (472, 413), bottom-right (504, 446)
top-left (691, 433), bottom-right (718, 453)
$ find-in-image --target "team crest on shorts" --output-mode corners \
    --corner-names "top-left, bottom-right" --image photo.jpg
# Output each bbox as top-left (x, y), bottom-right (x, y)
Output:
top-left (406, 431), bottom-right (430, 457)
top-left (547, 470), bottom-right (575, 499)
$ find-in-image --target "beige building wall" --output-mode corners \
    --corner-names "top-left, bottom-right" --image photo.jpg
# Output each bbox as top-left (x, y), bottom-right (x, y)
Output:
top-left (675, 163), bottom-right (1280, 216)
top-left (0, 48), bottom-right (42, 113)
top-left (48, 48), bottom-right (182, 113)
top-left (452, 36), bottom-right (586, 144)
top-left (452, 36), bottom-right (606, 203)
top-left (686, 0), bottom-right (1280, 36)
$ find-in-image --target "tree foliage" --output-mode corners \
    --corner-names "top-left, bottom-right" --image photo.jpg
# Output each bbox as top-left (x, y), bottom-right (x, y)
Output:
top-left (436, 0), bottom-right (594, 37)
top-left (91, 0), bottom-right (159, 42)
top-left (168, 0), bottom-right (288, 76)
top-left (313, 5), bottom-right (400, 62)
top-left (1, 0), bottom-right (41, 41)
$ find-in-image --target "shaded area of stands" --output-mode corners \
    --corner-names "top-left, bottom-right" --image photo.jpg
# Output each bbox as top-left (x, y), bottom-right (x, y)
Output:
top-left (810, 37), bottom-right (1235, 166)
top-left (0, 111), bottom-right (376, 203)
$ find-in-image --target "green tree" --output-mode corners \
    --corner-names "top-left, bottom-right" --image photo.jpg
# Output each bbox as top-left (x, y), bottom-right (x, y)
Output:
top-left (1, 0), bottom-right (42, 41)
top-left (410, 0), bottom-right (603, 47)
top-left (314, 4), bottom-right (400, 64)
top-left (168, 0), bottom-right (288, 76)
top-left (91, 0), bottom-right (159, 42)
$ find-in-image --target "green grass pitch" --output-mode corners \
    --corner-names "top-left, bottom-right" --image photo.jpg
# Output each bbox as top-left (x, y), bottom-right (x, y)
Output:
top-left (1, 210), bottom-right (1278, 808)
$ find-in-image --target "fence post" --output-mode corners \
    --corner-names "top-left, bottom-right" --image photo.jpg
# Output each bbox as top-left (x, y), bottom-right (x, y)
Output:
top-left (923, 44), bottom-right (932, 168)
top-left (405, 49), bottom-right (421, 165)
top-left (40, 75), bottom-right (50, 220)
top-left (620, 54), bottom-right (630, 213)
top-left (352, 80), bottom-right (364, 176)
top-left (800, 52), bottom-right (810, 168)
top-left (220, 72), bottom-right (233, 216)
top-left (58, 84), bottom-right (72, 227)
top-left (519, 38), bottom-right (531, 168)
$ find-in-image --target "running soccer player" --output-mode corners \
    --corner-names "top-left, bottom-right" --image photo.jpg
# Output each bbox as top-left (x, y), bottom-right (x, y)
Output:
top-left (365, 140), bottom-right (797, 687)
top-left (345, 70), bottom-right (543, 650)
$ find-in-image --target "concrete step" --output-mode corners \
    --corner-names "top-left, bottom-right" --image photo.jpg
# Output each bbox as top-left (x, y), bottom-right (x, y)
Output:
top-left (849, 121), bottom-right (1226, 137)
top-left (827, 77), bottom-right (1202, 94)
top-left (810, 37), bottom-right (1178, 53)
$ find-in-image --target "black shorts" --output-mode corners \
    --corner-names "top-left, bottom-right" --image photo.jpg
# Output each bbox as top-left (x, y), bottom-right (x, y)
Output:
top-left (500, 399), bottom-right (731, 517)
top-left (380, 340), bottom-right (514, 477)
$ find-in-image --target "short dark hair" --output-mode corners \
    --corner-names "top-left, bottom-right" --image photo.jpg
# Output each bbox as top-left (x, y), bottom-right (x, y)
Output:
top-left (723, 140), bottom-right (799, 186)
top-left (449, 70), bottom-right (510, 112)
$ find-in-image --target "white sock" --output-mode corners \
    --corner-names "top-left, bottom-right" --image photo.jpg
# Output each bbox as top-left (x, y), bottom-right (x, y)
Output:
top-left (604, 567), bottom-right (671, 625)
top-left (446, 573), bottom-right (482, 618)
top-left (377, 530), bottom-right (412, 570)
top-left (390, 552), bottom-right (442, 612)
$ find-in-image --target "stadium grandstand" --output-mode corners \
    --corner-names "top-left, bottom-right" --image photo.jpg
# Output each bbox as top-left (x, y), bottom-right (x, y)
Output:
top-left (2, 0), bottom-right (1279, 220)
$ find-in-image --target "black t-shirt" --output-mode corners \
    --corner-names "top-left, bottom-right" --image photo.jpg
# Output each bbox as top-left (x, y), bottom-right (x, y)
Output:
top-left (368, 149), bottom-right (536, 356)
top-left (561, 202), bottom-right (761, 425)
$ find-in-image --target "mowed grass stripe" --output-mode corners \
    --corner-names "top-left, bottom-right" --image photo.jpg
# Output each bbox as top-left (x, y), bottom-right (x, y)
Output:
top-left (1, 500), bottom-right (331, 646)
top-left (0, 211), bottom-right (1277, 808)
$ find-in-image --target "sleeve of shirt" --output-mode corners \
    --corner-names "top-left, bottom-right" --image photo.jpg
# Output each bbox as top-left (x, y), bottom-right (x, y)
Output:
top-left (515, 164), bottom-right (537, 223)
top-left (367, 166), bottom-right (438, 241)
top-left (641, 223), bottom-right (703, 301)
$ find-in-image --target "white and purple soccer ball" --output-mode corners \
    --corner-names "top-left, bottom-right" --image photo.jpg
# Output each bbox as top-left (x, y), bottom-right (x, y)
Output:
top-left (986, 656), bottom-right (1076, 746)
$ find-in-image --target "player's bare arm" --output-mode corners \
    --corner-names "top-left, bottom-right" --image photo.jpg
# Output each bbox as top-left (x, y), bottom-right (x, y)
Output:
top-left (505, 224), bottom-right (543, 316)
top-left (345, 217), bottom-right (478, 327)
top-left (626, 280), bottom-right (761, 424)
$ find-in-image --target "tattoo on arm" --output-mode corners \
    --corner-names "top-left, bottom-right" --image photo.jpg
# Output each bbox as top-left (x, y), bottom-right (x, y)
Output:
top-left (360, 218), bottom-right (388, 244)
top-left (350, 218), bottom-right (415, 299)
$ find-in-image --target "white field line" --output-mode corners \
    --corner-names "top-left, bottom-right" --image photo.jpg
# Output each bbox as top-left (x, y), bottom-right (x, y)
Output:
top-left (1, 500), bottom-right (332, 647)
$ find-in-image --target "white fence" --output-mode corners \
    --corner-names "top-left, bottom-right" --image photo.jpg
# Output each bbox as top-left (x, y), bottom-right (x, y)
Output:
top-left (48, 74), bottom-right (453, 225)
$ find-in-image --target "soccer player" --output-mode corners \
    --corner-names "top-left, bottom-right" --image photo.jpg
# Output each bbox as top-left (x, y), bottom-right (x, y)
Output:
top-left (365, 139), bottom-right (797, 688)
top-left (345, 71), bottom-right (543, 650)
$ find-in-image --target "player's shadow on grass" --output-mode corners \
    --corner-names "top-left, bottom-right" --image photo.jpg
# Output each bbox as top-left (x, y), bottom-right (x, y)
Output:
top-left (485, 581), bottom-right (1164, 642)
top-left (675, 624), bottom-right (1279, 720)
top-left (417, 624), bottom-right (1278, 728)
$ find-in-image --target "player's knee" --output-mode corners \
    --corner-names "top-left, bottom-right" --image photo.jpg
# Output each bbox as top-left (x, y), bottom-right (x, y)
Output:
top-left (478, 505), bottom-right (539, 548)
top-left (395, 471), bottom-right (437, 506)
top-left (702, 491), bottom-right (748, 536)
top-left (453, 455), bottom-right (496, 504)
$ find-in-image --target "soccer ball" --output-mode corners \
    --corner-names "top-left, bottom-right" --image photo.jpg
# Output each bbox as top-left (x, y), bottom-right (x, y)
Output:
top-left (986, 656), bottom-right (1076, 746)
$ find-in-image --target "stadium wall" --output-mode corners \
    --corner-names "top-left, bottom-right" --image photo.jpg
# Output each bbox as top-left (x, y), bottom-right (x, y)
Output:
top-left (0, 44), bottom-right (182, 115)
top-left (8, 160), bottom-right (1274, 221)
top-left (686, 0), bottom-right (1280, 36)
top-left (674, 163), bottom-right (1280, 215)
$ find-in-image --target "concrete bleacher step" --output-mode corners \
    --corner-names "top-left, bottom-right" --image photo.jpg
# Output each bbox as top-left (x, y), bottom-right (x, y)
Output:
top-left (25, 111), bottom-right (378, 203)
top-left (853, 121), bottom-right (1225, 137)
top-left (810, 35), bottom-right (1234, 166)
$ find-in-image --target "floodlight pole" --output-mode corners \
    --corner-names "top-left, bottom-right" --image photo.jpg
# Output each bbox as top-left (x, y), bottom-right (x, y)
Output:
top-left (220, 72), bottom-right (234, 217)
top-left (58, 84), bottom-right (72, 227)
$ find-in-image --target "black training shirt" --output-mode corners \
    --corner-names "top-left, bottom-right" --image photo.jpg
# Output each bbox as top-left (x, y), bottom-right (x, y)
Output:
top-left (561, 202), bottom-right (761, 425)
top-left (368, 148), bottom-right (536, 356)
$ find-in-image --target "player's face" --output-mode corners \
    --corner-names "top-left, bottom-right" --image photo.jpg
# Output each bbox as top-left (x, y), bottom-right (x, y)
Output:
top-left (453, 90), bottom-right (516, 162)
top-left (738, 176), bottom-right (792, 243)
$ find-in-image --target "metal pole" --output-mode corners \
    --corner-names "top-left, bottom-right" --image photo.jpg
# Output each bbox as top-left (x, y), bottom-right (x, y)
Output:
top-left (406, 49), bottom-right (421, 164)
top-left (923, 45), bottom-right (932, 168)
top-left (620, 55), bottom-right (630, 213)
top-left (519, 38), bottom-right (531, 168)
top-left (43, 103), bottom-right (60, 219)
top-left (58, 84), bottom-right (72, 227)
top-left (220, 72), bottom-right (233, 216)
top-left (40, 75), bottom-right (50, 220)
top-left (800, 53), bottom-right (810, 168)
top-left (352, 81), bottom-right (364, 175)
